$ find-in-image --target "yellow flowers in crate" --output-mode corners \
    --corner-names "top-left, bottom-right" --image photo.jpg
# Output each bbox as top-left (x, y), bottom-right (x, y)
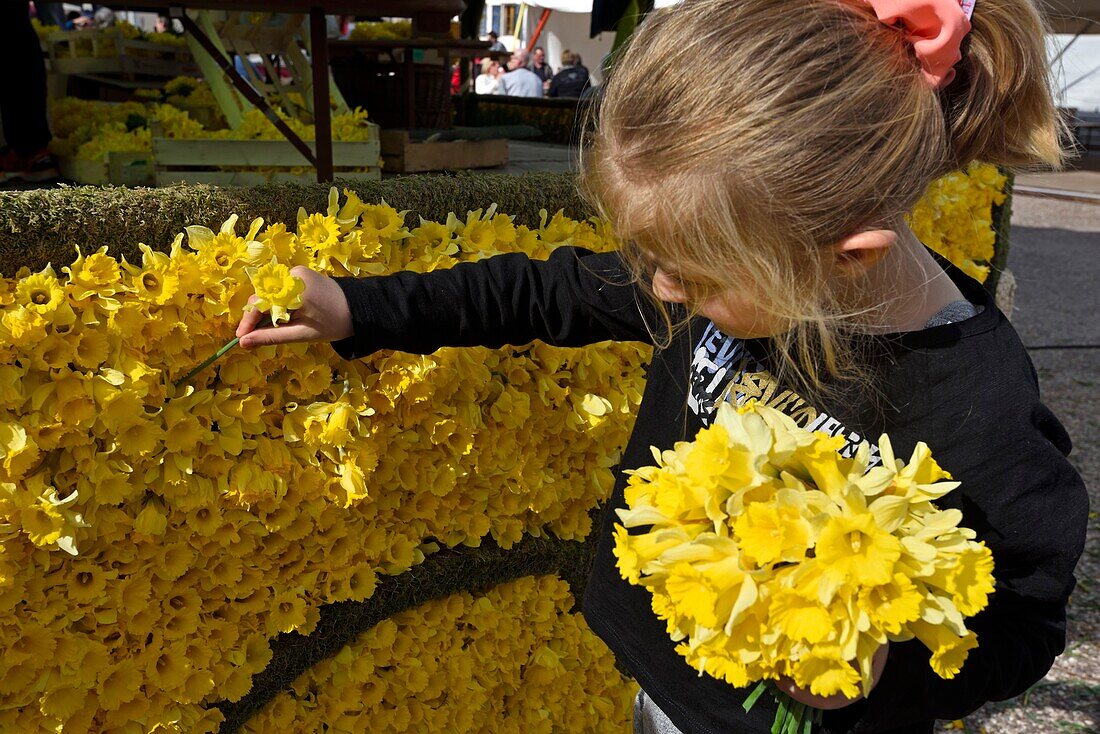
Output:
top-left (243, 576), bottom-right (637, 733)
top-left (614, 401), bottom-right (994, 723)
top-left (0, 191), bottom-right (647, 733)
top-left (48, 84), bottom-right (378, 167)
top-left (348, 19), bottom-right (413, 41)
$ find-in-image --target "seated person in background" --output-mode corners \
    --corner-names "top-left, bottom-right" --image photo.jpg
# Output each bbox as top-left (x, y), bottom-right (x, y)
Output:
top-left (548, 50), bottom-right (590, 98)
top-left (475, 58), bottom-right (504, 95)
top-left (499, 49), bottom-right (544, 98)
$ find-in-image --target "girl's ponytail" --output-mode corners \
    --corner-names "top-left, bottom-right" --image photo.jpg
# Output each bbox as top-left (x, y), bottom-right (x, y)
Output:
top-left (944, 0), bottom-right (1068, 170)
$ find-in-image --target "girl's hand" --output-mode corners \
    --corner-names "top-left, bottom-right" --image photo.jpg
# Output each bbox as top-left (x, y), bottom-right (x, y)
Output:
top-left (776, 643), bottom-right (890, 710)
top-left (235, 266), bottom-right (354, 348)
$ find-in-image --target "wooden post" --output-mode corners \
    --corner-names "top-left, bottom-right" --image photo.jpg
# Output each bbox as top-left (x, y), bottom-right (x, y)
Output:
top-left (309, 6), bottom-right (333, 182)
top-left (405, 47), bottom-right (416, 129)
top-left (528, 9), bottom-right (552, 48)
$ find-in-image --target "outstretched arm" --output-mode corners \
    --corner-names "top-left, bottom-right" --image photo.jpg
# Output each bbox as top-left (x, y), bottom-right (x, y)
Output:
top-left (236, 247), bottom-right (661, 358)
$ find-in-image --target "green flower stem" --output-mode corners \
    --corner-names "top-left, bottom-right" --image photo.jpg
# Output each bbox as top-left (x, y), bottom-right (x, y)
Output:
top-left (173, 336), bottom-right (241, 389)
top-left (802, 708), bottom-right (815, 734)
top-left (743, 684), bottom-right (818, 734)
top-left (173, 316), bottom-right (271, 389)
top-left (772, 696), bottom-right (790, 734)
top-left (785, 702), bottom-right (806, 734)
top-left (743, 682), bottom-right (768, 712)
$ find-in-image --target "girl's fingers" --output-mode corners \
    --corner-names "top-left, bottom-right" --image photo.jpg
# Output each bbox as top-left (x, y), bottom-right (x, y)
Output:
top-left (235, 299), bottom-right (264, 338)
top-left (239, 322), bottom-right (316, 348)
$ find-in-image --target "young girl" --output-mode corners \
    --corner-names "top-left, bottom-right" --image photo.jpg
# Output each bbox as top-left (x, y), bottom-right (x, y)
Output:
top-left (235, 0), bottom-right (1089, 731)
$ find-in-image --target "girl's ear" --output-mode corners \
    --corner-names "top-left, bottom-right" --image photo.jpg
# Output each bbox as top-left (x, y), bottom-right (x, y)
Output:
top-left (831, 228), bottom-right (897, 278)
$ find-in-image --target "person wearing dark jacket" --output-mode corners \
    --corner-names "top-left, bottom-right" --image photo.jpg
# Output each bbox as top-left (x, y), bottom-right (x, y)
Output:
top-left (548, 49), bottom-right (590, 98)
top-left (529, 46), bottom-right (554, 86)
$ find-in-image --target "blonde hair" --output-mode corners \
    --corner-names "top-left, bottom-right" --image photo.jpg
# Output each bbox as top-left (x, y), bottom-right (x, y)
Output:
top-left (580, 0), bottom-right (1065, 401)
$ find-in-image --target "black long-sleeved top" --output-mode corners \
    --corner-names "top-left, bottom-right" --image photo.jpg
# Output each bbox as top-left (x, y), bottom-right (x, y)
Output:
top-left (330, 247), bottom-right (1089, 734)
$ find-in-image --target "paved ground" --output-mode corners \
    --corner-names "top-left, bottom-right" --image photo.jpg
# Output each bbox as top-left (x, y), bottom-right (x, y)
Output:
top-left (1017, 152), bottom-right (1100, 204)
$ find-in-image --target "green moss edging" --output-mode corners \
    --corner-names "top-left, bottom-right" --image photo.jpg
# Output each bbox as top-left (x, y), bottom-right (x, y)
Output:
top-left (985, 168), bottom-right (1015, 296)
top-left (0, 173), bottom-right (589, 275)
top-left (211, 521), bottom-right (600, 734)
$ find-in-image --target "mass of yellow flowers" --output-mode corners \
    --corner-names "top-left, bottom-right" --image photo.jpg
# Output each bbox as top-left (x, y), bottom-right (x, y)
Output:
top-left (48, 94), bottom-right (377, 165)
top-left (613, 401), bottom-right (995, 703)
top-left (0, 193), bottom-right (646, 732)
top-left (348, 19), bottom-right (413, 41)
top-left (907, 161), bottom-right (1009, 283)
top-left (33, 18), bottom-right (187, 56)
top-left (0, 175), bottom-right (1007, 731)
top-left (242, 576), bottom-right (637, 733)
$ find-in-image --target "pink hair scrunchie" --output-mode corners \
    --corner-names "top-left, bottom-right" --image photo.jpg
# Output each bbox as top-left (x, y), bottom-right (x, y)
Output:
top-left (866, 0), bottom-right (974, 88)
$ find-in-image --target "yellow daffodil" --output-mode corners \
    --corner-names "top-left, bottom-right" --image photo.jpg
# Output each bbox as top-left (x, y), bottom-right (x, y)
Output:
top-left (244, 259), bottom-right (305, 326)
top-left (357, 199), bottom-right (408, 241)
top-left (122, 243), bottom-right (181, 306)
top-left (857, 573), bottom-right (923, 634)
top-left (0, 422), bottom-right (40, 482)
top-left (816, 511), bottom-right (901, 587)
top-left (15, 265), bottom-right (76, 326)
top-left (769, 588), bottom-right (834, 644)
top-left (297, 211), bottom-right (342, 250)
top-left (734, 491), bottom-right (812, 567)
top-left (791, 645), bottom-right (862, 699)
top-left (910, 620), bottom-right (979, 679)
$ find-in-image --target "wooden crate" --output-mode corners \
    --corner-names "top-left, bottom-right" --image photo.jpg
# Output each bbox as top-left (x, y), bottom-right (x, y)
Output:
top-left (44, 28), bottom-right (197, 80)
top-left (152, 137), bottom-right (381, 186)
top-left (58, 151), bottom-right (155, 187)
top-left (380, 130), bottom-right (508, 173)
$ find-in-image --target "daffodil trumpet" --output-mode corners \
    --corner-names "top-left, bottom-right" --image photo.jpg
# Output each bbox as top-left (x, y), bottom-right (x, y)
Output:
top-left (173, 315), bottom-right (271, 388)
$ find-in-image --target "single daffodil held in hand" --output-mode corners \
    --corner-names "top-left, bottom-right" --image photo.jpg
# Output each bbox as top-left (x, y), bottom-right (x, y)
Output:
top-left (237, 264), bottom-right (354, 348)
top-left (245, 259), bottom-right (305, 326)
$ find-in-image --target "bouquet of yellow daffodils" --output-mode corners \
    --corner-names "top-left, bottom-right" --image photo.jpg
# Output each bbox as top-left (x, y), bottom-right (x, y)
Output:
top-left (613, 401), bottom-right (994, 732)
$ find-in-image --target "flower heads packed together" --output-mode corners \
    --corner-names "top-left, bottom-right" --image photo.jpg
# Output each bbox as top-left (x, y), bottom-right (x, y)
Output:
top-left (242, 576), bottom-right (637, 733)
top-left (0, 170), bottom-right (1008, 730)
top-left (48, 91), bottom-right (377, 167)
top-left (0, 191), bottom-right (647, 732)
top-left (907, 162), bottom-right (1009, 283)
top-left (614, 402), bottom-right (995, 700)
